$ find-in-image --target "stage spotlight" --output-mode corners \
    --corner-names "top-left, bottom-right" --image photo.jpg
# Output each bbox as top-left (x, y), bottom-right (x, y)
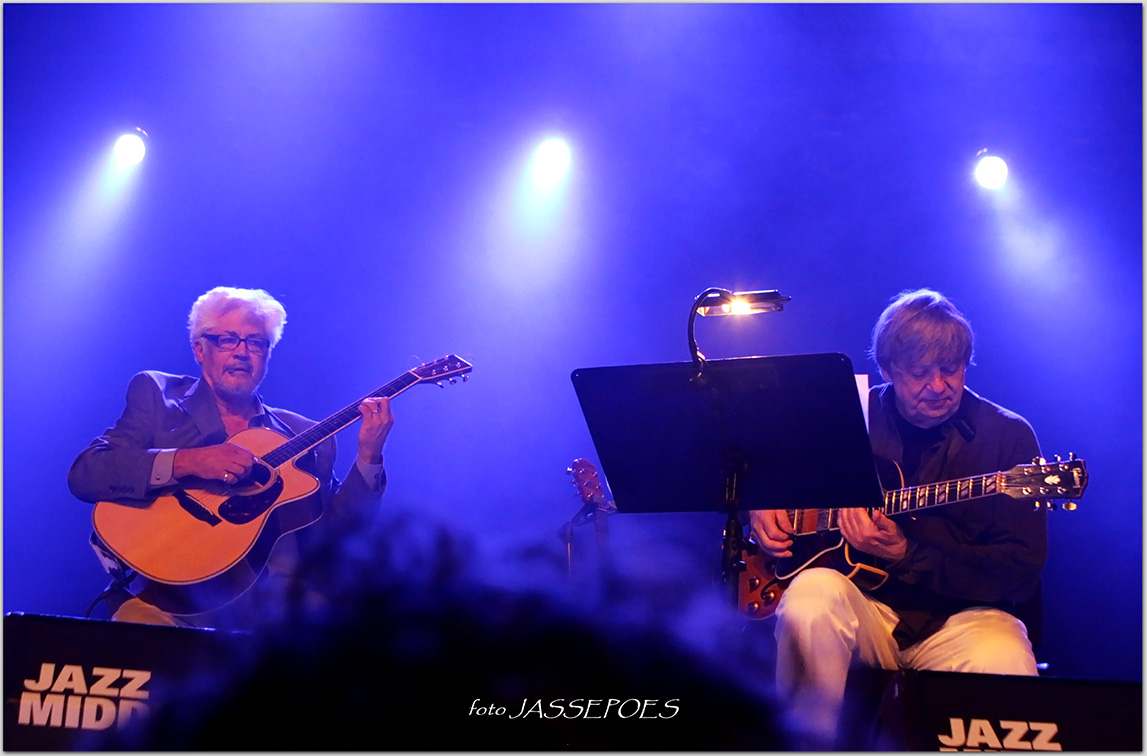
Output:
top-left (114, 128), bottom-right (148, 167)
top-left (974, 154), bottom-right (1008, 190)
top-left (532, 137), bottom-right (571, 189)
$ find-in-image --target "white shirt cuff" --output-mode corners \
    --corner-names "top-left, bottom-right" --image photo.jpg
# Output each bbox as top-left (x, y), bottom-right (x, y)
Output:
top-left (150, 449), bottom-right (178, 488)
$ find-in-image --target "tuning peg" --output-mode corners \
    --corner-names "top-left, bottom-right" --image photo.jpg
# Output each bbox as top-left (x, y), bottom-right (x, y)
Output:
top-left (435, 381), bottom-right (445, 389)
top-left (462, 374), bottom-right (470, 382)
top-left (1055, 454), bottom-right (1062, 462)
top-left (1064, 501), bottom-right (1077, 511)
top-left (1069, 451), bottom-right (1076, 461)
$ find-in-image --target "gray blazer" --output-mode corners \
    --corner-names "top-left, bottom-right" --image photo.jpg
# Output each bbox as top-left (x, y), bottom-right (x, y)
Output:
top-left (69, 370), bottom-right (385, 619)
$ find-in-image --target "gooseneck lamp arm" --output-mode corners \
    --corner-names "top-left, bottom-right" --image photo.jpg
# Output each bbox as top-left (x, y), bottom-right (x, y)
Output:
top-left (688, 287), bottom-right (733, 371)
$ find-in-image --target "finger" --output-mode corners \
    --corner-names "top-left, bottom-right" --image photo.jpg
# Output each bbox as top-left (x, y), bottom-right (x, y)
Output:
top-left (763, 525), bottom-right (793, 544)
top-left (222, 444), bottom-right (256, 466)
top-left (360, 399), bottom-right (392, 422)
top-left (778, 514), bottom-right (796, 536)
top-left (838, 510), bottom-right (867, 542)
top-left (752, 511), bottom-right (787, 542)
top-left (765, 509), bottom-right (796, 535)
top-left (874, 511), bottom-right (900, 536)
top-left (841, 508), bottom-right (872, 531)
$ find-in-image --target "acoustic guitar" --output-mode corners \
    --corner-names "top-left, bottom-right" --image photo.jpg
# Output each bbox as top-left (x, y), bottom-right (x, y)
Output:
top-left (738, 455), bottom-right (1088, 620)
top-left (92, 354), bottom-right (472, 615)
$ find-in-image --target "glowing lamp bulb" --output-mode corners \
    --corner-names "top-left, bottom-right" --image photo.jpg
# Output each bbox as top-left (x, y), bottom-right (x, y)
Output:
top-left (114, 133), bottom-right (146, 167)
top-left (974, 155), bottom-right (1008, 190)
top-left (728, 299), bottom-right (753, 315)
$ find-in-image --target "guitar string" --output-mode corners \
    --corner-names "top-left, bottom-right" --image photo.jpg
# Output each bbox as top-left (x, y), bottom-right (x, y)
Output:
top-left (793, 471), bottom-right (1003, 534)
top-left (260, 357), bottom-right (465, 469)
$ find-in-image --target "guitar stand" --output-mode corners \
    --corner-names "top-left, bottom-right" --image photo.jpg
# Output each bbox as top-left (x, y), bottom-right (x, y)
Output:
top-left (557, 500), bottom-right (596, 579)
top-left (557, 501), bottom-right (615, 603)
top-left (718, 456), bottom-right (750, 609)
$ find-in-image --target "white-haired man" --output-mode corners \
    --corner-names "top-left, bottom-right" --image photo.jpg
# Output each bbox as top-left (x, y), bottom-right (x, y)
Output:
top-left (751, 289), bottom-right (1046, 747)
top-left (69, 286), bottom-right (394, 629)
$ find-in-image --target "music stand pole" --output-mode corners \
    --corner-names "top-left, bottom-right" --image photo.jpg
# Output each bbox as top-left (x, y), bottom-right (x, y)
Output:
top-left (718, 455), bottom-right (750, 607)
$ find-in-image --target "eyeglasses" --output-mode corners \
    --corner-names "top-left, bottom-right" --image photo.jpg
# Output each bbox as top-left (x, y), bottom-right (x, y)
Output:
top-left (200, 333), bottom-right (271, 354)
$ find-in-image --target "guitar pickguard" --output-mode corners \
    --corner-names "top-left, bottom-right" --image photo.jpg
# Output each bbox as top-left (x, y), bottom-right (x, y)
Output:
top-left (218, 476), bottom-right (286, 524)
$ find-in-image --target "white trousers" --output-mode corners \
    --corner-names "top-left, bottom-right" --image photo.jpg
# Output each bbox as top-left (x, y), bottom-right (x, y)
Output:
top-left (774, 567), bottom-right (1038, 742)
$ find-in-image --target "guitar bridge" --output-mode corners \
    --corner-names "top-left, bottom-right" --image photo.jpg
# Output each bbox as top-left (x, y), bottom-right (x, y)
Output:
top-left (173, 490), bottom-right (222, 527)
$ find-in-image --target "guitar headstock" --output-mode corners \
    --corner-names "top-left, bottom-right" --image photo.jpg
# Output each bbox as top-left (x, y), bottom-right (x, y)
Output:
top-left (1000, 455), bottom-right (1088, 509)
top-left (411, 355), bottom-right (473, 386)
top-left (568, 458), bottom-right (617, 514)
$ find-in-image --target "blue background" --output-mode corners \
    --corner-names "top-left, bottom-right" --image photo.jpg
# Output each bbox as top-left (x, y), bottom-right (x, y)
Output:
top-left (4, 4), bottom-right (1141, 682)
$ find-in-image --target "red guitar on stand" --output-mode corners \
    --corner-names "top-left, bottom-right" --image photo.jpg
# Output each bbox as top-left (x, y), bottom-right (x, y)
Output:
top-left (562, 458), bottom-right (617, 592)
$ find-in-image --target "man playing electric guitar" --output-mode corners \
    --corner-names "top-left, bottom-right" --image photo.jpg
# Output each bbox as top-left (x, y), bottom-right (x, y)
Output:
top-left (750, 289), bottom-right (1046, 748)
top-left (69, 286), bottom-right (394, 629)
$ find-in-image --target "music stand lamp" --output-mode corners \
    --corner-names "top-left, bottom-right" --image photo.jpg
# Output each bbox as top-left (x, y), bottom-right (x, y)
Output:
top-left (687, 288), bottom-right (790, 370)
top-left (571, 287), bottom-right (885, 609)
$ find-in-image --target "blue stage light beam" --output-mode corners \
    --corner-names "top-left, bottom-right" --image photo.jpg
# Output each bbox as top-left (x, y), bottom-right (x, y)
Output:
top-left (16, 126), bottom-right (152, 334)
top-left (484, 134), bottom-right (579, 295)
top-left (516, 136), bottom-right (572, 235)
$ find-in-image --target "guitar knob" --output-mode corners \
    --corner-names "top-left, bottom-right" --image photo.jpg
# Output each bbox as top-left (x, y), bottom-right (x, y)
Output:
top-left (747, 601), bottom-right (762, 616)
top-left (747, 576), bottom-right (760, 591)
top-left (763, 588), bottom-right (779, 606)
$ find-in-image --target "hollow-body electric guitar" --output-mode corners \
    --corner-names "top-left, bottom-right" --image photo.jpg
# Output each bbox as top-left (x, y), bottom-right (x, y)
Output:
top-left (92, 355), bottom-right (472, 615)
top-left (738, 455), bottom-right (1088, 620)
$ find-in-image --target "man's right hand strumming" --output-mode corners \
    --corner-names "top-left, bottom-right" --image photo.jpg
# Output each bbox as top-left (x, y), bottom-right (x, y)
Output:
top-left (173, 443), bottom-right (256, 485)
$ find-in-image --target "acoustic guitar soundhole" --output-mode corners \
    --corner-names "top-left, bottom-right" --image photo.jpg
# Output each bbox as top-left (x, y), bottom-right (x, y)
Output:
top-left (218, 463), bottom-right (284, 524)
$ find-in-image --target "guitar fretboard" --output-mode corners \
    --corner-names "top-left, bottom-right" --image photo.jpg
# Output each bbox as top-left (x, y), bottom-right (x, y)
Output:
top-left (790, 471), bottom-right (1001, 535)
top-left (884, 474), bottom-right (998, 515)
top-left (261, 372), bottom-right (421, 469)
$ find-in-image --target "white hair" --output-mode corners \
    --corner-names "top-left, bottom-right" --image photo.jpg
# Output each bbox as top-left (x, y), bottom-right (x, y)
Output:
top-left (187, 286), bottom-right (287, 346)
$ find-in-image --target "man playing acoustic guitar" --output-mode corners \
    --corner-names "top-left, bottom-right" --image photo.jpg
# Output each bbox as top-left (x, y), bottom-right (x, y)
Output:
top-left (69, 286), bottom-right (394, 629)
top-left (751, 289), bottom-right (1046, 748)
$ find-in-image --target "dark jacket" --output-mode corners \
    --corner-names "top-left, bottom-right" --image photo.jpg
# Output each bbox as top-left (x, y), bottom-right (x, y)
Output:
top-left (866, 383), bottom-right (1047, 649)
top-left (68, 371), bottom-right (385, 625)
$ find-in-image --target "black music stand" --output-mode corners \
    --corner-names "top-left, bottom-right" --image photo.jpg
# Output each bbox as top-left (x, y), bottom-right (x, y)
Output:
top-left (570, 352), bottom-right (885, 604)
